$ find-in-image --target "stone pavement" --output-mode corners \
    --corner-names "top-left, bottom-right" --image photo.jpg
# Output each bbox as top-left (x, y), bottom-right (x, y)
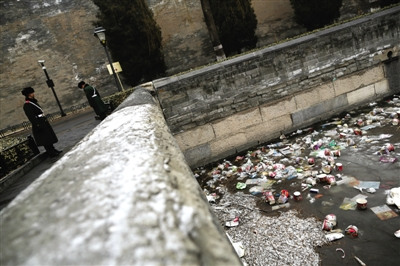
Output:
top-left (0, 108), bottom-right (102, 210)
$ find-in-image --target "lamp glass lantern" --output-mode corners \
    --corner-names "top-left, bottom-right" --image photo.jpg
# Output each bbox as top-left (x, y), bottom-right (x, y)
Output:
top-left (94, 27), bottom-right (106, 45)
top-left (93, 26), bottom-right (122, 92)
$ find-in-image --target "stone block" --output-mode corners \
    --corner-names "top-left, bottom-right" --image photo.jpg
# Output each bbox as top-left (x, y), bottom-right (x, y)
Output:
top-left (183, 143), bottom-right (212, 167)
top-left (174, 124), bottom-right (215, 150)
top-left (210, 132), bottom-right (248, 157)
top-left (260, 97), bottom-right (296, 120)
top-left (333, 66), bottom-right (384, 95)
top-left (292, 94), bottom-right (348, 126)
top-left (375, 79), bottom-right (389, 96)
top-left (347, 84), bottom-right (376, 105)
top-left (212, 108), bottom-right (262, 138)
top-left (245, 115), bottom-right (292, 144)
top-left (316, 82), bottom-right (336, 102)
top-left (294, 89), bottom-right (321, 111)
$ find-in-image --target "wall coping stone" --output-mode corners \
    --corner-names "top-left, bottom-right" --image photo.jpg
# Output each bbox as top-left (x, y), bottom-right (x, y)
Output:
top-left (0, 87), bottom-right (241, 266)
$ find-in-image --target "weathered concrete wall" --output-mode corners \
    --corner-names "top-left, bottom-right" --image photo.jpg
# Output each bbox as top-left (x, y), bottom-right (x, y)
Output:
top-left (248, 0), bottom-right (374, 48)
top-left (0, 87), bottom-right (241, 265)
top-left (148, 0), bottom-right (215, 75)
top-left (251, 0), bottom-right (303, 47)
top-left (0, 0), bottom-right (120, 129)
top-left (154, 6), bottom-right (400, 168)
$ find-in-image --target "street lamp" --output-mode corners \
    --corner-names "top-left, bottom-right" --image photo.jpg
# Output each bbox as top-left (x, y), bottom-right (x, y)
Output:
top-left (38, 60), bottom-right (66, 117)
top-left (93, 26), bottom-right (122, 92)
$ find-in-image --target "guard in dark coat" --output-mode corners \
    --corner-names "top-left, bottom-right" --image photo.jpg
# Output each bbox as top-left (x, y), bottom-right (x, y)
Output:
top-left (78, 81), bottom-right (108, 120)
top-left (21, 87), bottom-right (62, 157)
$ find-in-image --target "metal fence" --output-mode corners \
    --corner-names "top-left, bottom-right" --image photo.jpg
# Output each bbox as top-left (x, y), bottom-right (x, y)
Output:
top-left (0, 135), bottom-right (40, 178)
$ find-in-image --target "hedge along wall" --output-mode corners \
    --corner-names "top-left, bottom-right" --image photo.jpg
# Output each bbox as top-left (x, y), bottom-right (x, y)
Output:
top-left (153, 6), bottom-right (400, 168)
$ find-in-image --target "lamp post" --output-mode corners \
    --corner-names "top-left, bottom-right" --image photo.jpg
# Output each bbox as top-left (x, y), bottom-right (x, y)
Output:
top-left (93, 26), bottom-right (122, 92)
top-left (38, 60), bottom-right (66, 117)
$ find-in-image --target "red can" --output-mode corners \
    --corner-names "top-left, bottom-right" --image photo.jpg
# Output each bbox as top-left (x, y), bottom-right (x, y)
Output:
top-left (345, 225), bottom-right (358, 237)
top-left (278, 190), bottom-right (289, 204)
top-left (308, 157), bottom-right (315, 165)
top-left (281, 189), bottom-right (289, 197)
top-left (385, 143), bottom-right (395, 152)
top-left (333, 150), bottom-right (341, 157)
top-left (354, 128), bottom-right (362, 135)
top-left (322, 219), bottom-right (334, 231)
top-left (324, 149), bottom-right (331, 156)
top-left (264, 191), bottom-right (275, 205)
top-left (325, 214), bottom-right (337, 226)
top-left (326, 175), bottom-right (336, 185)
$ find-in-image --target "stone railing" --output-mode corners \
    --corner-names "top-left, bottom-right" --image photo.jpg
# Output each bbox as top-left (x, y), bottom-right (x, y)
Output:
top-left (0, 87), bottom-right (241, 266)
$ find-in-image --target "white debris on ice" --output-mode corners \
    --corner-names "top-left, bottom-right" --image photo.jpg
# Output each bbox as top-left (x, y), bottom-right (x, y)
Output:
top-left (386, 187), bottom-right (400, 208)
top-left (212, 190), bottom-right (328, 265)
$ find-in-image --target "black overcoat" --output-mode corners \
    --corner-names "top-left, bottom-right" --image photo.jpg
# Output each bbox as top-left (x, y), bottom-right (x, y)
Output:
top-left (23, 98), bottom-right (58, 146)
top-left (83, 84), bottom-right (107, 116)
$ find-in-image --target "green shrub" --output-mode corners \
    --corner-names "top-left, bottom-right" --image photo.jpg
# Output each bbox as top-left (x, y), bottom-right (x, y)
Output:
top-left (209, 0), bottom-right (258, 56)
top-left (93, 0), bottom-right (166, 86)
top-left (290, 0), bottom-right (343, 30)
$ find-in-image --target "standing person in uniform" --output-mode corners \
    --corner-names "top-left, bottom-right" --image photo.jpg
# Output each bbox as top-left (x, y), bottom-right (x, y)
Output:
top-left (78, 81), bottom-right (108, 120)
top-left (21, 87), bottom-right (62, 157)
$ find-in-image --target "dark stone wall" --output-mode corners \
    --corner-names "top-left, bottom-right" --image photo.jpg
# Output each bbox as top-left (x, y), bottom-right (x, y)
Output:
top-left (0, 0), bottom-right (116, 129)
top-left (154, 7), bottom-right (400, 135)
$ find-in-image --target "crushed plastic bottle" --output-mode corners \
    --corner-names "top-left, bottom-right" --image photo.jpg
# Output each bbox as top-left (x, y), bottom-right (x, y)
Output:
top-left (325, 233), bottom-right (344, 241)
top-left (271, 202), bottom-right (290, 211)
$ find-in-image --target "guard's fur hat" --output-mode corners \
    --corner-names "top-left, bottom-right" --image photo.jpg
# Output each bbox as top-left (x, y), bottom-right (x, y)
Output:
top-left (78, 81), bottom-right (85, 88)
top-left (21, 87), bottom-right (35, 96)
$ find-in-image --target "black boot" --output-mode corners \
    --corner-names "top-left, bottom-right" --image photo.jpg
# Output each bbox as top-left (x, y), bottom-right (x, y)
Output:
top-left (45, 145), bottom-right (62, 157)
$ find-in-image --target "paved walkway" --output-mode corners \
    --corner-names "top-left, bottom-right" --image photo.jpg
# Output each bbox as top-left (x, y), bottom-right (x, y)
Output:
top-left (0, 108), bottom-right (101, 210)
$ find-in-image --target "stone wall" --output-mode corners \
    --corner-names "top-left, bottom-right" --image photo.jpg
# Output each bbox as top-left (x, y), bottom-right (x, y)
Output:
top-left (154, 6), bottom-right (400, 168)
top-left (0, 87), bottom-right (241, 265)
top-left (0, 0), bottom-right (117, 129)
top-left (148, 0), bottom-right (215, 75)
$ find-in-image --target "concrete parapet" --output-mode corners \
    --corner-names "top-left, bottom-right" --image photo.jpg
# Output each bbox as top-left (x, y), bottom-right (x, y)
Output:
top-left (0, 88), bottom-right (241, 266)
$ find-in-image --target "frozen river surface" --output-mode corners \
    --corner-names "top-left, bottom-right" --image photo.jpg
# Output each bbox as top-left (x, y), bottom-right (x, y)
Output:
top-left (194, 95), bottom-right (400, 266)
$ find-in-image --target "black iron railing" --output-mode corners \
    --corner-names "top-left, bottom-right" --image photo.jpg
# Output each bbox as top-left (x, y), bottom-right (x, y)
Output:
top-left (0, 136), bottom-right (40, 178)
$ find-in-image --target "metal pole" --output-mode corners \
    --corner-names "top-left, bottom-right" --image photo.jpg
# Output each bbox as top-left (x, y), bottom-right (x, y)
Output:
top-left (102, 45), bottom-right (122, 92)
top-left (115, 72), bottom-right (124, 91)
top-left (39, 61), bottom-right (66, 117)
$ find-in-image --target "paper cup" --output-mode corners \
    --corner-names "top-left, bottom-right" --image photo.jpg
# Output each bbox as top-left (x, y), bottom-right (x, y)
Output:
top-left (356, 198), bottom-right (367, 210)
top-left (293, 191), bottom-right (302, 201)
